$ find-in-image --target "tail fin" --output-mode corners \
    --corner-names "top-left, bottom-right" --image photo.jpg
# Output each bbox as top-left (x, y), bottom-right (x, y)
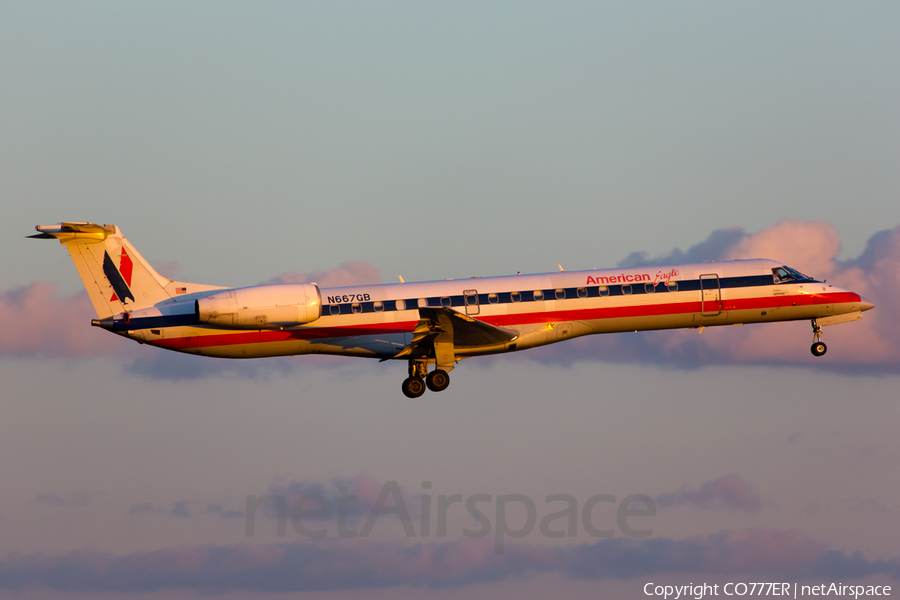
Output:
top-left (31, 222), bottom-right (176, 319)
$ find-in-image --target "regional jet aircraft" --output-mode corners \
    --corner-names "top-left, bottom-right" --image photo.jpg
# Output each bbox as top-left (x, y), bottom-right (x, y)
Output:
top-left (32, 223), bottom-right (874, 397)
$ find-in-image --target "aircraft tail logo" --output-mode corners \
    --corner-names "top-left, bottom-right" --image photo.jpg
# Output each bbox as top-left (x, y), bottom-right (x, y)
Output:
top-left (104, 248), bottom-right (135, 304)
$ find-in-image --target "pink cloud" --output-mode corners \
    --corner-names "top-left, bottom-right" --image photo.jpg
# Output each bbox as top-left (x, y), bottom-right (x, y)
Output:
top-left (537, 220), bottom-right (900, 371)
top-left (691, 220), bottom-right (898, 367)
top-left (696, 528), bottom-right (826, 573)
top-left (1, 260), bottom-right (380, 365)
top-left (264, 261), bottom-right (381, 287)
top-left (9, 223), bottom-right (896, 371)
top-left (727, 219), bottom-right (842, 278)
top-left (656, 474), bottom-right (763, 512)
top-left (0, 282), bottom-right (127, 358)
top-left (265, 473), bottom-right (425, 521)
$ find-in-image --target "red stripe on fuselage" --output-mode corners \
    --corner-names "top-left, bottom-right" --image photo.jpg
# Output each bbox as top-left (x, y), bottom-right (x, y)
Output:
top-left (150, 290), bottom-right (861, 351)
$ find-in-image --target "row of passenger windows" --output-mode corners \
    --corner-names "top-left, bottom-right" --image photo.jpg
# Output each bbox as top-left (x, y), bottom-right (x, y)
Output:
top-left (326, 281), bottom-right (680, 315)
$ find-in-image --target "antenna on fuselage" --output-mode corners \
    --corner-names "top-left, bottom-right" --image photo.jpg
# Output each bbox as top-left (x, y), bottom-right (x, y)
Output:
top-left (398, 275), bottom-right (405, 283)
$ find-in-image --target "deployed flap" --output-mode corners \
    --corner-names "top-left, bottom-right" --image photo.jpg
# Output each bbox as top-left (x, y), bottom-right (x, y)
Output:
top-left (393, 307), bottom-right (518, 361)
top-left (419, 307), bottom-right (518, 348)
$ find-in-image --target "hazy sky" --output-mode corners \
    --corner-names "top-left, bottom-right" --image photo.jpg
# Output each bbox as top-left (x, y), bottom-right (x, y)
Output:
top-left (1, 2), bottom-right (898, 598)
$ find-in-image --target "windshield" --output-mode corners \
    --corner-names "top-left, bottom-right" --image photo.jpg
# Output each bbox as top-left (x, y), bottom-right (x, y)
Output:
top-left (772, 265), bottom-right (817, 283)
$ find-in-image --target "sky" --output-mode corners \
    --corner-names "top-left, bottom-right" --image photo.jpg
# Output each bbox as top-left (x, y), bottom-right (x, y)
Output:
top-left (1, 2), bottom-right (899, 598)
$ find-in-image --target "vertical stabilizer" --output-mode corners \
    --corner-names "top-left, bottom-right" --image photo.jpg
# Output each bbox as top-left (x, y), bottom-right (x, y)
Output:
top-left (31, 223), bottom-right (173, 318)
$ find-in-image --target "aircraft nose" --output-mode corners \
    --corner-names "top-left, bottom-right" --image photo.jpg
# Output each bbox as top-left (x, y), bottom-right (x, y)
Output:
top-left (860, 296), bottom-right (875, 312)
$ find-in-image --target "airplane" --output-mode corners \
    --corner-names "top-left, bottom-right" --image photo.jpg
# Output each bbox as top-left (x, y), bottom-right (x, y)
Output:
top-left (31, 222), bottom-right (874, 397)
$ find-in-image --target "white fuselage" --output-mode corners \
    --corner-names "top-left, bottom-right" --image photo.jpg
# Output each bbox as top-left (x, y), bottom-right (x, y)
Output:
top-left (125, 259), bottom-right (869, 361)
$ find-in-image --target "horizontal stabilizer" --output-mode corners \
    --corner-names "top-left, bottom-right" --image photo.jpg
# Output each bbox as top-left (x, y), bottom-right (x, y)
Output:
top-left (31, 223), bottom-right (117, 244)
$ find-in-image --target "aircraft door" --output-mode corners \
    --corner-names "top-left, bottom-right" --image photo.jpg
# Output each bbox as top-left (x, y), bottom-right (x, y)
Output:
top-left (699, 274), bottom-right (721, 316)
top-left (464, 290), bottom-right (479, 315)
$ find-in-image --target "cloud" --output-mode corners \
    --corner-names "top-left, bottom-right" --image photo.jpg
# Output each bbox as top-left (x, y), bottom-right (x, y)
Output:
top-left (0, 529), bottom-right (895, 593)
top-left (535, 220), bottom-right (900, 373)
top-left (7, 222), bottom-right (898, 374)
top-left (561, 528), bottom-right (827, 579)
top-left (266, 473), bottom-right (398, 520)
top-left (260, 474), bottom-right (426, 524)
top-left (263, 262), bottom-right (381, 287)
top-left (170, 501), bottom-right (192, 518)
top-left (129, 474), bottom-right (419, 529)
top-left (618, 228), bottom-right (747, 268)
top-left (726, 220), bottom-right (841, 278)
top-left (656, 475), bottom-right (762, 513)
top-left (0, 259), bottom-right (379, 366)
top-left (0, 283), bottom-right (128, 358)
top-left (121, 348), bottom-right (317, 381)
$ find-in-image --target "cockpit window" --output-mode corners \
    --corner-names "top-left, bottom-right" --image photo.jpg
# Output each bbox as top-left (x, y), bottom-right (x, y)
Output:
top-left (772, 265), bottom-right (815, 283)
top-left (772, 267), bottom-right (794, 283)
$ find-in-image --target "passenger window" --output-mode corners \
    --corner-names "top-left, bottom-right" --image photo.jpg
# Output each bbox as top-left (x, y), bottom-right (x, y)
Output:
top-left (330, 304), bottom-right (341, 315)
top-left (395, 299), bottom-right (406, 311)
top-left (555, 289), bottom-right (566, 299)
top-left (441, 297), bottom-right (452, 308)
top-left (488, 293), bottom-right (499, 304)
top-left (577, 287), bottom-right (587, 298)
top-left (598, 286), bottom-right (609, 297)
top-left (644, 283), bottom-right (655, 294)
top-left (351, 303), bottom-right (361, 314)
top-left (622, 284), bottom-right (632, 295)
top-left (533, 290), bottom-right (544, 301)
top-left (373, 301), bottom-right (384, 312)
top-left (667, 282), bottom-right (678, 292)
top-left (511, 292), bottom-right (522, 303)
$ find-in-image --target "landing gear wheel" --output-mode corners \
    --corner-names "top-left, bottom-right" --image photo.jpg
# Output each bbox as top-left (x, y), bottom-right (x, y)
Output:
top-left (426, 369), bottom-right (450, 392)
top-left (810, 319), bottom-right (827, 357)
top-left (402, 377), bottom-right (426, 398)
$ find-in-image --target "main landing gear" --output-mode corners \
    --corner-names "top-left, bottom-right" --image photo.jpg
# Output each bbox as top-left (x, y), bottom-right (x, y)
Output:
top-left (810, 319), bottom-right (827, 357)
top-left (401, 360), bottom-right (450, 398)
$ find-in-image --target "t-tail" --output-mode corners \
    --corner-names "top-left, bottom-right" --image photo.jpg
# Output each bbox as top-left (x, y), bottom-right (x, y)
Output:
top-left (30, 222), bottom-right (220, 327)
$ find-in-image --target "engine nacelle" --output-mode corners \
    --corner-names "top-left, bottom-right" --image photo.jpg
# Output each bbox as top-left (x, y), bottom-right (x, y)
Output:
top-left (195, 283), bottom-right (321, 329)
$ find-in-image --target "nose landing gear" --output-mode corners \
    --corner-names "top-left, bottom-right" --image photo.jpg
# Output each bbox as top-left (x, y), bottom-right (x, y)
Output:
top-left (402, 360), bottom-right (451, 398)
top-left (810, 319), bottom-right (827, 357)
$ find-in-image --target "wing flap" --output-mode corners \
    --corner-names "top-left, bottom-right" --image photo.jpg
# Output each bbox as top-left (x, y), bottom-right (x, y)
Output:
top-left (392, 307), bottom-right (518, 360)
top-left (420, 307), bottom-right (518, 348)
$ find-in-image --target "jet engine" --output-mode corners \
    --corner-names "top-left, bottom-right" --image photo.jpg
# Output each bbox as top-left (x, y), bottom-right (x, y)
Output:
top-left (195, 283), bottom-right (321, 329)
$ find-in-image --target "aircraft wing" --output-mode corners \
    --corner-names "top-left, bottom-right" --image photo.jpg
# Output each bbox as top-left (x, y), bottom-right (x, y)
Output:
top-left (393, 307), bottom-right (518, 360)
